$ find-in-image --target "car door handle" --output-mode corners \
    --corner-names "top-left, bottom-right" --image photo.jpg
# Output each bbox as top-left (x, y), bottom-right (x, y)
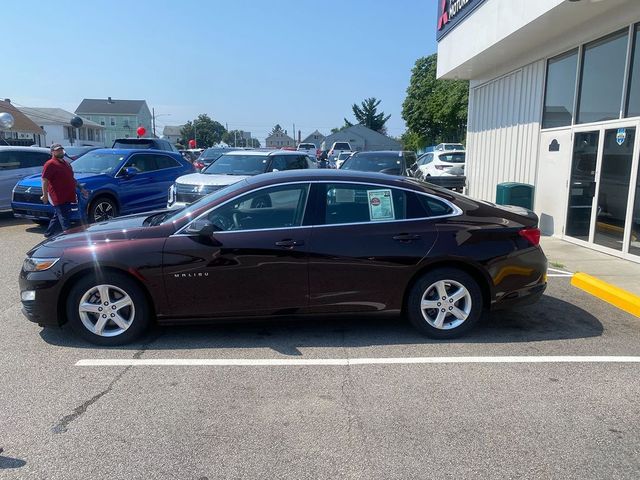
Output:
top-left (393, 233), bottom-right (421, 242)
top-left (275, 239), bottom-right (304, 248)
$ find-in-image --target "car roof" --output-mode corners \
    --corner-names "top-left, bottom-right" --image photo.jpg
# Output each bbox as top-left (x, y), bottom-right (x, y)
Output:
top-left (91, 148), bottom-right (179, 155)
top-left (0, 146), bottom-right (51, 153)
top-left (224, 149), bottom-right (306, 157)
top-left (243, 168), bottom-right (446, 194)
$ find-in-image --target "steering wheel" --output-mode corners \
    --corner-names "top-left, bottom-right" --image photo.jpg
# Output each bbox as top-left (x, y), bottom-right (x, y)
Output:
top-left (209, 213), bottom-right (234, 231)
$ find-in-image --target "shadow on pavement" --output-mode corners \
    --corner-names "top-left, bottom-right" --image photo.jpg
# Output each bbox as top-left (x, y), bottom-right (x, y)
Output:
top-left (0, 211), bottom-right (32, 227)
top-left (0, 454), bottom-right (27, 469)
top-left (39, 293), bottom-right (603, 353)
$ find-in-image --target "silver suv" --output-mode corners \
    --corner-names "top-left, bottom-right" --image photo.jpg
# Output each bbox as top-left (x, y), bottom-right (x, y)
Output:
top-left (1, 146), bottom-right (51, 211)
top-left (168, 149), bottom-right (315, 208)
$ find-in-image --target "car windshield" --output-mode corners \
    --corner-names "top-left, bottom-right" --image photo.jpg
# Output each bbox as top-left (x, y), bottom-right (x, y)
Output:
top-left (202, 154), bottom-right (268, 175)
top-left (438, 153), bottom-right (466, 163)
top-left (338, 152), bottom-right (352, 160)
top-left (200, 149), bottom-right (230, 161)
top-left (63, 147), bottom-right (91, 157)
top-left (160, 180), bottom-right (249, 225)
top-left (341, 153), bottom-right (401, 172)
top-left (71, 152), bottom-right (126, 174)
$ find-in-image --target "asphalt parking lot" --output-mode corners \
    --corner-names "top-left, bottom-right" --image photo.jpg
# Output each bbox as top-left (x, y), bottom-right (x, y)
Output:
top-left (1, 212), bottom-right (640, 479)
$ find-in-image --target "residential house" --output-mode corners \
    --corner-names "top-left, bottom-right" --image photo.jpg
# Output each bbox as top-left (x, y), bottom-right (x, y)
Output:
top-left (20, 107), bottom-right (106, 147)
top-left (162, 125), bottom-right (184, 145)
top-left (75, 97), bottom-right (152, 146)
top-left (301, 130), bottom-right (325, 149)
top-left (266, 130), bottom-right (295, 148)
top-left (0, 99), bottom-right (45, 146)
top-left (321, 124), bottom-right (401, 152)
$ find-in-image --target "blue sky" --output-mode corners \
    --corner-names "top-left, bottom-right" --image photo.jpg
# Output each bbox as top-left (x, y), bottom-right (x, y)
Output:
top-left (3, 0), bottom-right (438, 143)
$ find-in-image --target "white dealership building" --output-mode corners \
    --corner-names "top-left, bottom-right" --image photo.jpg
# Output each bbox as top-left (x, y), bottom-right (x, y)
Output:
top-left (437, 0), bottom-right (640, 262)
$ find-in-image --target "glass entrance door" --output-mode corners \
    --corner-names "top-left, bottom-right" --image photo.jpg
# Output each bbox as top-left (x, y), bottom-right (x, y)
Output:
top-left (566, 131), bottom-right (599, 240)
top-left (566, 123), bottom-right (640, 258)
top-left (593, 127), bottom-right (635, 250)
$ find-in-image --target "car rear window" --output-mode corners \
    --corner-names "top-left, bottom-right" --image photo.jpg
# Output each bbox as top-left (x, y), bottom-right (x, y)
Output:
top-left (438, 153), bottom-right (465, 163)
top-left (112, 140), bottom-right (154, 149)
top-left (203, 154), bottom-right (267, 175)
top-left (341, 153), bottom-right (401, 173)
top-left (333, 143), bottom-right (350, 150)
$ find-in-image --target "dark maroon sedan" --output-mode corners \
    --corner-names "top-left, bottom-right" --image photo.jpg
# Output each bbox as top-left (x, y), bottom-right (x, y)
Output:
top-left (19, 169), bottom-right (547, 345)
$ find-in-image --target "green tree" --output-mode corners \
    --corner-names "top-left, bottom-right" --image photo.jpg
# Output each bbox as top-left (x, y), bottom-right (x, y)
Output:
top-left (269, 124), bottom-right (284, 136)
top-left (402, 54), bottom-right (469, 146)
top-left (344, 97), bottom-right (391, 133)
top-left (180, 114), bottom-right (227, 148)
top-left (222, 130), bottom-right (261, 148)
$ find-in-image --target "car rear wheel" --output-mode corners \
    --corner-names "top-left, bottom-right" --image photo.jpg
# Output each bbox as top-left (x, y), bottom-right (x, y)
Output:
top-left (66, 273), bottom-right (150, 345)
top-left (406, 268), bottom-right (483, 339)
top-left (89, 196), bottom-right (117, 223)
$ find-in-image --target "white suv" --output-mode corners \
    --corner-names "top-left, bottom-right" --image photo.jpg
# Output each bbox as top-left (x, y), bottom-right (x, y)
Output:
top-left (415, 150), bottom-right (466, 178)
top-left (297, 143), bottom-right (318, 159)
top-left (328, 141), bottom-right (352, 162)
top-left (168, 149), bottom-right (315, 209)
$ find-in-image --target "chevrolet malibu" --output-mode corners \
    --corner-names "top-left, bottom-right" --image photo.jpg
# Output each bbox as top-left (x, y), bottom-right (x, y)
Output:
top-left (20, 169), bottom-right (547, 345)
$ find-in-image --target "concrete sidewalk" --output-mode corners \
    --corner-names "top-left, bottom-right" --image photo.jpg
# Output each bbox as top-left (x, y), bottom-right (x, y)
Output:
top-left (541, 236), bottom-right (640, 297)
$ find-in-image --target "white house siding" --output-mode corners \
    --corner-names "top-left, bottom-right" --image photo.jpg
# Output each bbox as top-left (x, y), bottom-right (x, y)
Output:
top-left (466, 60), bottom-right (544, 201)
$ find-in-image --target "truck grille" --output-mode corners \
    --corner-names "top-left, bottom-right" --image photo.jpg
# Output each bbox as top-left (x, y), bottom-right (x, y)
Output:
top-left (13, 185), bottom-right (43, 203)
top-left (175, 183), bottom-right (224, 204)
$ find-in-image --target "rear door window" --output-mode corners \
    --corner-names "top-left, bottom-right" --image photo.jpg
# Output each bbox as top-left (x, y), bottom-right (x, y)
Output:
top-left (123, 154), bottom-right (159, 173)
top-left (22, 151), bottom-right (51, 168)
top-left (0, 151), bottom-right (20, 171)
top-left (155, 154), bottom-right (182, 170)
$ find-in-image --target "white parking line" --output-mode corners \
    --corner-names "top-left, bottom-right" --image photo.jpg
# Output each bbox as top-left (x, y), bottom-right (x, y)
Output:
top-left (548, 267), bottom-right (573, 277)
top-left (75, 356), bottom-right (640, 367)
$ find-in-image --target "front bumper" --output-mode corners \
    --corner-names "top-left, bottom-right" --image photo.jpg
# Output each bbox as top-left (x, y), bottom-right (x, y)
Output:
top-left (19, 269), bottom-right (64, 326)
top-left (12, 201), bottom-right (82, 221)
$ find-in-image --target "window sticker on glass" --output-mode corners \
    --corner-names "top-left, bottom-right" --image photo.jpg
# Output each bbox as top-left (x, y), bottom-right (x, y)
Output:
top-left (368, 189), bottom-right (395, 221)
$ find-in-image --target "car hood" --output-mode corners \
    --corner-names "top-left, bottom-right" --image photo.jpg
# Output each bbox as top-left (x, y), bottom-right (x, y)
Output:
top-left (175, 172), bottom-right (251, 186)
top-left (27, 212), bottom-right (168, 255)
top-left (17, 171), bottom-right (109, 188)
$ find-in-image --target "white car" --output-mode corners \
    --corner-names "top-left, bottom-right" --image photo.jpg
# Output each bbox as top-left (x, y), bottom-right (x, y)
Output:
top-left (335, 151), bottom-right (353, 169)
top-left (434, 143), bottom-right (465, 152)
top-left (415, 150), bottom-right (466, 178)
top-left (168, 149), bottom-right (315, 209)
top-left (297, 142), bottom-right (318, 159)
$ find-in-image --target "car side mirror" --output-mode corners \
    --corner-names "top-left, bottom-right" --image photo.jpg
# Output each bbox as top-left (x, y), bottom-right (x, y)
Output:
top-left (186, 219), bottom-right (216, 236)
top-left (124, 167), bottom-right (139, 177)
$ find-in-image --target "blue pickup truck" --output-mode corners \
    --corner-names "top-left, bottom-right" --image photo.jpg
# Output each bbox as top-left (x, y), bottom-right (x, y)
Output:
top-left (12, 149), bottom-right (194, 223)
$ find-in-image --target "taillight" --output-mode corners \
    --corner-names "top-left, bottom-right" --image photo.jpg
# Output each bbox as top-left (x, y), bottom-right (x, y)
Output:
top-left (519, 227), bottom-right (540, 246)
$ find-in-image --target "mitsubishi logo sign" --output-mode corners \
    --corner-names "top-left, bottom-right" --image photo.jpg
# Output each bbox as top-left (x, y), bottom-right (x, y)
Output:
top-left (436, 0), bottom-right (487, 40)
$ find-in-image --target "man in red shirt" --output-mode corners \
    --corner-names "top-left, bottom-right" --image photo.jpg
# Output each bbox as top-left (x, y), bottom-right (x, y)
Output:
top-left (41, 144), bottom-right (87, 238)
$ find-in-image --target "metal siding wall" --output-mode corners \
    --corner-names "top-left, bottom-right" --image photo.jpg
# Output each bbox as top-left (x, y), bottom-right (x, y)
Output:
top-left (466, 60), bottom-right (545, 201)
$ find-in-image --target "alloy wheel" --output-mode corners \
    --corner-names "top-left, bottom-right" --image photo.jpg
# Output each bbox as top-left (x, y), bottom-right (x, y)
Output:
top-left (78, 284), bottom-right (135, 337)
top-left (420, 279), bottom-right (472, 330)
top-left (93, 201), bottom-right (115, 222)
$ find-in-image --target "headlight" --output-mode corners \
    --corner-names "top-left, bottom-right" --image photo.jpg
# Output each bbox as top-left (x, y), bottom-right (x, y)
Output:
top-left (23, 257), bottom-right (60, 272)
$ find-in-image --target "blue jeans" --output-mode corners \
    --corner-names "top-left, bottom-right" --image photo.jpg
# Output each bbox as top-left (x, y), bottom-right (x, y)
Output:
top-left (44, 202), bottom-right (74, 238)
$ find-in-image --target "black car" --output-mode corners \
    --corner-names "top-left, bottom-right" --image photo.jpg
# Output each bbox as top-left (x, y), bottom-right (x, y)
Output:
top-left (20, 169), bottom-right (547, 345)
top-left (340, 150), bottom-right (418, 176)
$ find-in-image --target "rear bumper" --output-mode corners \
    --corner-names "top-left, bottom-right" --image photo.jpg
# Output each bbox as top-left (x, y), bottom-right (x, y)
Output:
top-left (490, 282), bottom-right (547, 311)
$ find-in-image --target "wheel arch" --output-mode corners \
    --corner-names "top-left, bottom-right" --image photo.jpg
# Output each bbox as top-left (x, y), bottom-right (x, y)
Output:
top-left (402, 259), bottom-right (493, 314)
top-left (57, 265), bottom-right (156, 326)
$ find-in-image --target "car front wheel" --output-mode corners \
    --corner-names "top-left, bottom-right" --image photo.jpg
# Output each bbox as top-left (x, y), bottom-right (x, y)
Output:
top-left (89, 196), bottom-right (118, 223)
top-left (406, 268), bottom-right (483, 339)
top-left (66, 272), bottom-right (150, 345)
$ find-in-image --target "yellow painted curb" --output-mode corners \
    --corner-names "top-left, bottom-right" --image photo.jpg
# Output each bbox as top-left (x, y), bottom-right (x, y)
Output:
top-left (571, 272), bottom-right (640, 318)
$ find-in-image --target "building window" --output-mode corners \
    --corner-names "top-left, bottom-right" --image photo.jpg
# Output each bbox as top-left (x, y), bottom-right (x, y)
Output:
top-left (542, 49), bottom-right (578, 129)
top-left (577, 30), bottom-right (629, 124)
top-left (626, 25), bottom-right (640, 118)
top-left (110, 117), bottom-right (116, 126)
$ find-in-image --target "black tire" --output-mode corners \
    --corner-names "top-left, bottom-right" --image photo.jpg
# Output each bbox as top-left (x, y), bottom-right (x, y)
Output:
top-left (406, 268), bottom-right (483, 339)
top-left (88, 196), bottom-right (118, 223)
top-left (66, 272), bottom-right (151, 345)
